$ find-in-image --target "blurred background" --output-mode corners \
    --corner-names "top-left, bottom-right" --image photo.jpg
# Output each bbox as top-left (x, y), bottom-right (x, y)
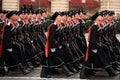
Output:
top-left (0, 0), bottom-right (120, 16)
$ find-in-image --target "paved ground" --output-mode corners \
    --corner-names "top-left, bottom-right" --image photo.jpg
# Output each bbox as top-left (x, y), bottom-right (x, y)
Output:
top-left (0, 34), bottom-right (120, 80)
top-left (1, 67), bottom-right (120, 80)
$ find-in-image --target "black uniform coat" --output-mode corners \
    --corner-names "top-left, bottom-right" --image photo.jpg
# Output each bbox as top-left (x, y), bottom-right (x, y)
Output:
top-left (2, 23), bottom-right (20, 67)
top-left (78, 19), bottom-right (87, 54)
top-left (41, 23), bottom-right (64, 68)
top-left (84, 23), bottom-right (111, 69)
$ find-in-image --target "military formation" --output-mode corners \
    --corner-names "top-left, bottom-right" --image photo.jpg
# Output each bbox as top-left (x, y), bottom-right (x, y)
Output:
top-left (0, 9), bottom-right (47, 76)
top-left (0, 8), bottom-right (120, 79)
top-left (81, 10), bottom-right (120, 79)
top-left (41, 10), bottom-right (87, 78)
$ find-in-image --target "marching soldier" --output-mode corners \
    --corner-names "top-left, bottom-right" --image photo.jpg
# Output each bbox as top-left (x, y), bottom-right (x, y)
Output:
top-left (0, 10), bottom-right (6, 76)
top-left (80, 11), bottom-right (120, 79)
top-left (2, 11), bottom-right (25, 74)
top-left (78, 10), bottom-right (87, 54)
top-left (41, 12), bottom-right (74, 78)
top-left (0, 8), bottom-right (120, 79)
top-left (60, 11), bottom-right (81, 73)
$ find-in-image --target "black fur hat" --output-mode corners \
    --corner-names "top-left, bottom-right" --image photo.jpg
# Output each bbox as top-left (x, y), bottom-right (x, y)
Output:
top-left (91, 12), bottom-right (100, 21)
top-left (6, 11), bottom-right (16, 19)
top-left (51, 12), bottom-right (60, 20)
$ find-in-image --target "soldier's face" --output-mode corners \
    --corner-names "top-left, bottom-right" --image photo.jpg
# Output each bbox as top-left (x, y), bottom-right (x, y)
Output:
top-left (32, 14), bottom-right (37, 19)
top-left (67, 17), bottom-right (71, 22)
top-left (107, 15), bottom-right (111, 21)
top-left (62, 15), bottom-right (67, 21)
top-left (19, 14), bottom-right (24, 19)
top-left (83, 14), bottom-right (86, 19)
top-left (80, 13), bottom-right (85, 19)
top-left (97, 15), bottom-right (103, 22)
top-left (25, 13), bottom-right (28, 16)
top-left (4, 14), bottom-right (6, 19)
top-left (28, 13), bottom-right (32, 18)
top-left (105, 14), bottom-right (109, 20)
top-left (36, 14), bottom-right (41, 19)
top-left (57, 15), bottom-right (62, 22)
top-left (72, 15), bottom-right (75, 18)
top-left (24, 14), bottom-right (28, 19)
top-left (0, 13), bottom-right (2, 18)
top-left (75, 13), bottom-right (79, 18)
top-left (102, 16), bottom-right (105, 21)
top-left (0, 13), bottom-right (4, 18)
top-left (42, 13), bottom-right (46, 18)
top-left (16, 15), bottom-right (19, 20)
top-left (111, 15), bottom-right (115, 20)
top-left (10, 14), bottom-right (17, 21)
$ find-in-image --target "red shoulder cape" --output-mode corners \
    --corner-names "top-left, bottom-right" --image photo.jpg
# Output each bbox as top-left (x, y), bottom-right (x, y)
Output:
top-left (85, 26), bottom-right (93, 61)
top-left (0, 24), bottom-right (6, 57)
top-left (45, 23), bottom-right (53, 58)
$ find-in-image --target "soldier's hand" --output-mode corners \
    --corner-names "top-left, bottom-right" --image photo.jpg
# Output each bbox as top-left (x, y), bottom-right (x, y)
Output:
top-left (50, 48), bottom-right (56, 52)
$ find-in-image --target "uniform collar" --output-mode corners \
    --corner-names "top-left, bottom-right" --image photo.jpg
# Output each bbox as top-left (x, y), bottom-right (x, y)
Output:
top-left (53, 22), bottom-right (57, 25)
top-left (7, 21), bottom-right (11, 26)
top-left (94, 22), bottom-right (98, 25)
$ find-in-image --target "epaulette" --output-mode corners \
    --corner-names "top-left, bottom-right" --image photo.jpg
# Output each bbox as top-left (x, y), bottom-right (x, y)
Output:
top-left (94, 22), bottom-right (97, 25)
top-left (18, 18), bottom-right (21, 21)
top-left (53, 22), bottom-right (57, 25)
top-left (7, 22), bottom-right (11, 26)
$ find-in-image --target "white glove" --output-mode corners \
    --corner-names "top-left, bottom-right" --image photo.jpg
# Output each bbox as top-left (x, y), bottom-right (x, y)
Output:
top-left (6, 48), bottom-right (13, 52)
top-left (91, 49), bottom-right (98, 53)
top-left (31, 40), bottom-right (33, 43)
top-left (67, 44), bottom-right (69, 47)
top-left (59, 46), bottom-right (62, 49)
top-left (50, 48), bottom-right (56, 52)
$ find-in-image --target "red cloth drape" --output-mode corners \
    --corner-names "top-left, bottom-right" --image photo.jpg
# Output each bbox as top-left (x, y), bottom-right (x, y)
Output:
top-left (20, 0), bottom-right (50, 6)
top-left (0, 24), bottom-right (6, 57)
top-left (69, 0), bottom-right (98, 7)
top-left (45, 23), bottom-right (53, 58)
top-left (85, 26), bottom-right (92, 61)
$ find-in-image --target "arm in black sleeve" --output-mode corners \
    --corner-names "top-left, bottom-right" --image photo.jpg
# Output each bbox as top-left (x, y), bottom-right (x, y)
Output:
top-left (49, 25), bottom-right (57, 49)
top-left (89, 25), bottom-right (99, 49)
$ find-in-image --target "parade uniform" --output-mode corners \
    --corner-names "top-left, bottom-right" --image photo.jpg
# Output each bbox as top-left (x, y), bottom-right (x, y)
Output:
top-left (2, 11), bottom-right (21, 69)
top-left (1, 8), bottom-right (120, 79)
top-left (80, 11), bottom-right (120, 79)
top-left (41, 22), bottom-right (65, 68)
top-left (78, 19), bottom-right (87, 54)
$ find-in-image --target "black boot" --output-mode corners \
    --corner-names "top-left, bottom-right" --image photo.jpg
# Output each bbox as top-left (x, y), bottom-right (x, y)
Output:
top-left (40, 67), bottom-right (51, 78)
top-left (22, 68), bottom-right (31, 75)
top-left (67, 63), bottom-right (77, 73)
top-left (48, 68), bottom-right (59, 75)
top-left (88, 69), bottom-right (96, 76)
top-left (62, 65), bottom-right (73, 76)
top-left (106, 67), bottom-right (119, 77)
top-left (117, 62), bottom-right (120, 65)
top-left (35, 57), bottom-right (41, 65)
top-left (112, 63), bottom-right (120, 71)
top-left (31, 57), bottom-right (41, 67)
top-left (0, 68), bottom-right (6, 76)
top-left (80, 67), bottom-right (91, 79)
top-left (73, 63), bottom-right (81, 70)
top-left (27, 62), bottom-right (34, 70)
top-left (19, 64), bottom-right (31, 75)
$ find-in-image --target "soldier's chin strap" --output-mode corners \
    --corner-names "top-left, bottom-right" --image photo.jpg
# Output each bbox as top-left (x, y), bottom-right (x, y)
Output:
top-left (0, 24), bottom-right (6, 58)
